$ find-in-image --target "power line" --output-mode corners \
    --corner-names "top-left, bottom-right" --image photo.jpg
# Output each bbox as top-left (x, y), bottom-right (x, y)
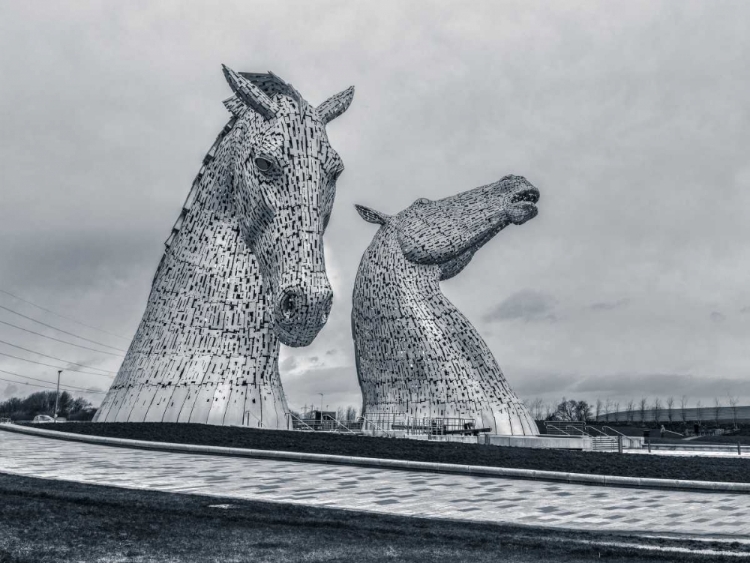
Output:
top-left (0, 338), bottom-right (117, 374)
top-left (0, 288), bottom-right (130, 341)
top-left (0, 304), bottom-right (127, 353)
top-left (0, 350), bottom-right (114, 378)
top-left (0, 376), bottom-right (105, 395)
top-left (0, 319), bottom-right (125, 358)
top-left (0, 368), bottom-right (106, 394)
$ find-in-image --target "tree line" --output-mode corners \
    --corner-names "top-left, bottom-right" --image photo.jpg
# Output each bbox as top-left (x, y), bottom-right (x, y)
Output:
top-left (525, 394), bottom-right (743, 428)
top-left (0, 391), bottom-right (97, 421)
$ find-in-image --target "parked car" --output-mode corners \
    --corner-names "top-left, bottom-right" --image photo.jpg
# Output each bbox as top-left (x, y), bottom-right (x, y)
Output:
top-left (32, 415), bottom-right (54, 423)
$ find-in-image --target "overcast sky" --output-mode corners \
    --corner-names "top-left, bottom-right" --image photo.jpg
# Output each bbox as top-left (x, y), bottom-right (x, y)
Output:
top-left (0, 1), bottom-right (749, 414)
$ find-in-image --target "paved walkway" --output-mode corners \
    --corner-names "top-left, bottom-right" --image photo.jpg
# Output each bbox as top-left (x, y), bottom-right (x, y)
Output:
top-left (627, 448), bottom-right (748, 458)
top-left (1, 431), bottom-right (749, 539)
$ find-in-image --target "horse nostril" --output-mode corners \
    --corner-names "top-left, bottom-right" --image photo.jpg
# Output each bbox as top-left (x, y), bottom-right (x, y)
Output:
top-left (279, 290), bottom-right (302, 320)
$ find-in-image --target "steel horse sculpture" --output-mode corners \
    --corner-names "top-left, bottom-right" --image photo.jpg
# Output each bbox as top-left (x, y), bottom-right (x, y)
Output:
top-left (352, 175), bottom-right (540, 435)
top-left (95, 66), bottom-right (354, 427)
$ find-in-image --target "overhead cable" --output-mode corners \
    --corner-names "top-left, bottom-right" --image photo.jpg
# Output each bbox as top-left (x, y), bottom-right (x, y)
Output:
top-left (0, 288), bottom-right (130, 340)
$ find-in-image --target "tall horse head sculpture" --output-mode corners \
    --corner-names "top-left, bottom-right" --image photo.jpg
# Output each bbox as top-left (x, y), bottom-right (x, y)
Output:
top-left (352, 175), bottom-right (541, 435)
top-left (95, 66), bottom-right (354, 427)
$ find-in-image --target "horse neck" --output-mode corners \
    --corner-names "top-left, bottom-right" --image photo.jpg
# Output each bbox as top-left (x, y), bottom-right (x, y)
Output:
top-left (354, 225), bottom-right (442, 313)
top-left (148, 119), bottom-right (277, 356)
top-left (354, 226), bottom-right (490, 357)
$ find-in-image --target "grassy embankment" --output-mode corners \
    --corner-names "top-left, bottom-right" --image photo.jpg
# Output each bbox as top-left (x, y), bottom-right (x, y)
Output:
top-left (0, 473), bottom-right (746, 563)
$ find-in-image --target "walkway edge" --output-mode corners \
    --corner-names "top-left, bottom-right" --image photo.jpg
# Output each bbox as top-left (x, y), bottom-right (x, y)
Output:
top-left (2, 423), bottom-right (748, 494)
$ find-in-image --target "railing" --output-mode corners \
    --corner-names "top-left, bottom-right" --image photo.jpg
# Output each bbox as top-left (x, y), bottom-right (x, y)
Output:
top-left (545, 422), bottom-right (589, 436)
top-left (592, 436), bottom-right (619, 451)
top-left (601, 426), bottom-right (627, 437)
top-left (585, 426), bottom-right (608, 437)
top-left (322, 414), bottom-right (356, 433)
top-left (544, 423), bottom-right (571, 436)
top-left (359, 412), bottom-right (484, 436)
top-left (287, 412), bottom-right (316, 432)
top-left (291, 414), bottom-right (361, 433)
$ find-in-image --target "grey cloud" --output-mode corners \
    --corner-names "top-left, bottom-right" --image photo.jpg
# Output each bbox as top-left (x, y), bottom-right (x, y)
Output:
top-left (1, 384), bottom-right (19, 399)
top-left (590, 298), bottom-right (630, 311)
top-left (740, 307), bottom-right (750, 314)
top-left (710, 311), bottom-right (725, 323)
top-left (279, 356), bottom-right (298, 371)
top-left (483, 290), bottom-right (557, 323)
top-left (282, 365), bottom-right (361, 411)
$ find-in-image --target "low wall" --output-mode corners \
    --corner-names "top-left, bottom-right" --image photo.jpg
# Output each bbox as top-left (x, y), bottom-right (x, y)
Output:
top-left (383, 433), bottom-right (595, 449)
top-left (485, 435), bottom-right (593, 450)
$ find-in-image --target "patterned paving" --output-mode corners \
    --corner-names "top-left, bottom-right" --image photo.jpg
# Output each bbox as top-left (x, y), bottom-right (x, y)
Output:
top-left (1, 431), bottom-right (749, 538)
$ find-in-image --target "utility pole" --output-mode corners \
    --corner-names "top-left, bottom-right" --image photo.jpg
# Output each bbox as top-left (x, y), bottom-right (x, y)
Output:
top-left (54, 370), bottom-right (62, 423)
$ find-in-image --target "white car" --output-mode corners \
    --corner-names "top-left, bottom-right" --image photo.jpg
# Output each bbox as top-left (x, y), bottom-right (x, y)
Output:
top-left (32, 415), bottom-right (55, 423)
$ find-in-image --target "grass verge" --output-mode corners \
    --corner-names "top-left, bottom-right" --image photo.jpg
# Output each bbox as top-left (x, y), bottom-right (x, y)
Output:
top-left (0, 473), bottom-right (746, 563)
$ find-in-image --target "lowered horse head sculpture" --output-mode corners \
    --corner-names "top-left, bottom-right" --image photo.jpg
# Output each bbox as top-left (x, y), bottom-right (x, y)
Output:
top-left (94, 67), bottom-right (354, 427)
top-left (223, 66), bottom-right (353, 346)
top-left (352, 175), bottom-right (541, 435)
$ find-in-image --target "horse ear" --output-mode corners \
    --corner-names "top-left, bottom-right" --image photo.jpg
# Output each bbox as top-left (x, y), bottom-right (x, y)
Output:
top-left (355, 204), bottom-right (389, 225)
top-left (317, 86), bottom-right (355, 124)
top-left (221, 64), bottom-right (278, 120)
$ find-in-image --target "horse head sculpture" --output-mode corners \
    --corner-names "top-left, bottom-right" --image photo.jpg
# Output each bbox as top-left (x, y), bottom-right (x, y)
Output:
top-left (222, 65), bottom-right (353, 346)
top-left (95, 67), bottom-right (354, 427)
top-left (356, 174), bottom-right (539, 277)
top-left (352, 174), bottom-right (541, 435)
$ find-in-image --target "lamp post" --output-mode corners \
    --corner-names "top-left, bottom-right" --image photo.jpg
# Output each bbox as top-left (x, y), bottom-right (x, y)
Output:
top-left (54, 370), bottom-right (62, 423)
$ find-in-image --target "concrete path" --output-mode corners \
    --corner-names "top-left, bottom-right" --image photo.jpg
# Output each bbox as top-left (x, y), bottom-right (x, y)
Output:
top-left (1, 431), bottom-right (749, 539)
top-left (627, 448), bottom-right (748, 458)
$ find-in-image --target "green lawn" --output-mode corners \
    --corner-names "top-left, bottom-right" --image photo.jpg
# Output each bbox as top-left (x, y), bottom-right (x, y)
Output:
top-left (0, 473), bottom-right (746, 563)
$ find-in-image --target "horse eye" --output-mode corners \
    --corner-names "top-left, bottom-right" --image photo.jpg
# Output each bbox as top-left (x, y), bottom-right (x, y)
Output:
top-left (254, 157), bottom-right (273, 173)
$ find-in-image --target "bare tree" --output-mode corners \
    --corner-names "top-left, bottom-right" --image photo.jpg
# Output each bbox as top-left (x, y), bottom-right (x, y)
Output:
top-left (626, 399), bottom-right (635, 424)
top-left (653, 398), bottom-right (662, 425)
top-left (666, 396), bottom-right (674, 423)
top-left (595, 398), bottom-right (602, 422)
top-left (604, 397), bottom-right (612, 423)
top-left (639, 397), bottom-right (648, 424)
top-left (576, 401), bottom-right (593, 423)
top-left (534, 398), bottom-right (546, 421)
top-left (558, 397), bottom-right (576, 421)
top-left (345, 405), bottom-right (358, 421)
top-left (695, 400), bottom-right (703, 424)
top-left (524, 398), bottom-right (545, 421)
top-left (612, 402), bottom-right (620, 423)
top-left (713, 397), bottom-right (721, 427)
top-left (728, 394), bottom-right (740, 429)
top-left (680, 395), bottom-right (688, 424)
top-left (544, 402), bottom-right (554, 420)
